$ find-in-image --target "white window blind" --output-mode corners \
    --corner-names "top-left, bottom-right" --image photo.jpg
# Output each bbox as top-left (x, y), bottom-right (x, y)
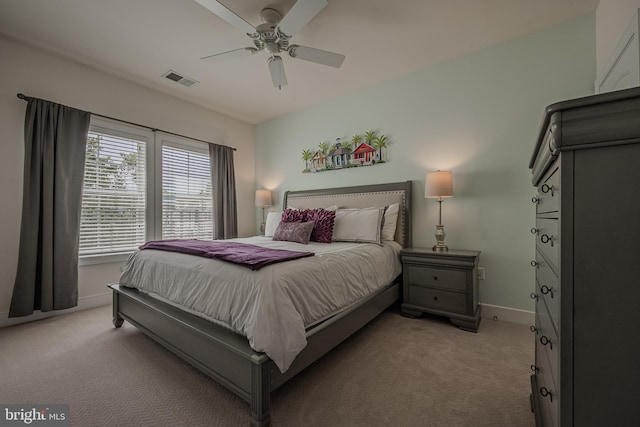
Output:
top-left (79, 129), bottom-right (147, 256)
top-left (161, 142), bottom-right (213, 240)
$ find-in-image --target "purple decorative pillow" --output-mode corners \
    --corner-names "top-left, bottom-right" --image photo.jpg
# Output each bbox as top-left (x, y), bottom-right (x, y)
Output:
top-left (281, 208), bottom-right (306, 223)
top-left (305, 208), bottom-right (336, 243)
top-left (272, 221), bottom-right (315, 244)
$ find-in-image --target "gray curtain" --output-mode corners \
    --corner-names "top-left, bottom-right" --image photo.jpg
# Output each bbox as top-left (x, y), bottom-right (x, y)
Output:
top-left (9, 98), bottom-right (91, 317)
top-left (209, 144), bottom-right (238, 239)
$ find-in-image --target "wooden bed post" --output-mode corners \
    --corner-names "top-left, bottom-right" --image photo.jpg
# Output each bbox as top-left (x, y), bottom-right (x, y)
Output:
top-left (250, 359), bottom-right (271, 427)
top-left (112, 291), bottom-right (124, 328)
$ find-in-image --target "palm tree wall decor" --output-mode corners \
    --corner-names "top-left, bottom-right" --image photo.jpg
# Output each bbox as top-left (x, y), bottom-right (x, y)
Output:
top-left (300, 131), bottom-right (391, 173)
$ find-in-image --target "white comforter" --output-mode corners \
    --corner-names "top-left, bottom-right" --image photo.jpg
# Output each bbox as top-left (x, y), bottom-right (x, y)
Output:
top-left (119, 236), bottom-right (402, 372)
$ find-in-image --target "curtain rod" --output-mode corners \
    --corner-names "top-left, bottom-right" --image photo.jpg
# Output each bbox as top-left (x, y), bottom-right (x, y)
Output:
top-left (16, 93), bottom-right (236, 151)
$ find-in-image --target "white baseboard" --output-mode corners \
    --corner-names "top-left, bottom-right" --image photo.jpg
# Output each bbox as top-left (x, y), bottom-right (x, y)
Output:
top-left (0, 293), bottom-right (111, 329)
top-left (480, 303), bottom-right (534, 326)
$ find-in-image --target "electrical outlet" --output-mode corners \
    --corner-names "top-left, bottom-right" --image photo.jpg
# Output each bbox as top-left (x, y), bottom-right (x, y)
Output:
top-left (478, 267), bottom-right (486, 280)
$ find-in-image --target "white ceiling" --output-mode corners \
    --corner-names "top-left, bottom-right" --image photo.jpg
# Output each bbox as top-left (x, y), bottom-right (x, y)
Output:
top-left (0, 0), bottom-right (598, 124)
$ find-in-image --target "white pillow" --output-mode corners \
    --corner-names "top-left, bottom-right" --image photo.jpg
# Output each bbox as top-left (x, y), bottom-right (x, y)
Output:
top-left (332, 207), bottom-right (385, 244)
top-left (264, 211), bottom-right (281, 237)
top-left (382, 203), bottom-right (399, 241)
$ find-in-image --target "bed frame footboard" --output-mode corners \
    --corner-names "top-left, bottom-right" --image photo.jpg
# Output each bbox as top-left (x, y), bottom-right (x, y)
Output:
top-left (109, 281), bottom-right (399, 426)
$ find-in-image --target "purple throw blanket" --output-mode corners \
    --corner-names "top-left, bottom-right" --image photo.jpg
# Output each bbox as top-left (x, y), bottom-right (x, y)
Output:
top-left (138, 239), bottom-right (314, 270)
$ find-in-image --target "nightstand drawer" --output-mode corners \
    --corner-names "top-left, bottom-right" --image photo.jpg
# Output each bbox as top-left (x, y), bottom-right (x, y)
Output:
top-left (408, 286), bottom-right (466, 313)
top-left (406, 264), bottom-right (467, 292)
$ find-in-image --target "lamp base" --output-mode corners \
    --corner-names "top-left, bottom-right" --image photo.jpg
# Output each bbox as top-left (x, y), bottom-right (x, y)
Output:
top-left (432, 224), bottom-right (448, 251)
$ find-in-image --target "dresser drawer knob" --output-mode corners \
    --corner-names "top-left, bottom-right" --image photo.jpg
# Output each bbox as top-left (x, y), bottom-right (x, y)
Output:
top-left (540, 234), bottom-right (555, 246)
top-left (539, 387), bottom-right (553, 402)
top-left (541, 285), bottom-right (554, 298)
top-left (531, 196), bottom-right (539, 204)
top-left (541, 184), bottom-right (554, 196)
top-left (433, 275), bottom-right (438, 281)
top-left (530, 227), bottom-right (539, 235)
top-left (530, 364), bottom-right (539, 373)
top-left (529, 325), bottom-right (538, 334)
top-left (530, 260), bottom-right (538, 267)
top-left (540, 336), bottom-right (553, 350)
top-left (530, 292), bottom-right (538, 301)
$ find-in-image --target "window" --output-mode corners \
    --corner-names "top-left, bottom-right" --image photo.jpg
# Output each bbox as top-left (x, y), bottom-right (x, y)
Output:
top-left (161, 139), bottom-right (213, 240)
top-left (79, 119), bottom-right (213, 264)
top-left (80, 121), bottom-right (149, 259)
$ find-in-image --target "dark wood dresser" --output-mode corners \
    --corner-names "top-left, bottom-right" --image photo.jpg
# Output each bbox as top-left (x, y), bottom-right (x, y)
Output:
top-left (529, 87), bottom-right (640, 426)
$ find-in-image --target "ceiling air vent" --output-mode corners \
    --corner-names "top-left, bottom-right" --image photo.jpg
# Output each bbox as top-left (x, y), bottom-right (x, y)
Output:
top-left (162, 70), bottom-right (198, 87)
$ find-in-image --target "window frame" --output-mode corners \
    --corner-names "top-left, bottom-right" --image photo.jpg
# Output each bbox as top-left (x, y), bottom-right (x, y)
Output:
top-left (79, 119), bottom-right (213, 266)
top-left (155, 132), bottom-right (213, 241)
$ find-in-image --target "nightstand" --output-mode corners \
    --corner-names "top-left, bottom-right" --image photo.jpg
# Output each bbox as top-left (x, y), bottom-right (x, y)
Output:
top-left (400, 248), bottom-right (481, 332)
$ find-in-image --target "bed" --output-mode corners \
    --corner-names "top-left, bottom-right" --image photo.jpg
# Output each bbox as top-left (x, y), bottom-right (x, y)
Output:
top-left (109, 181), bottom-right (412, 426)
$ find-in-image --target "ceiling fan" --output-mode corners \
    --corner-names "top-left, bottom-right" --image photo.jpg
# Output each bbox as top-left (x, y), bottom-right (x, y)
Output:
top-left (195, 0), bottom-right (345, 89)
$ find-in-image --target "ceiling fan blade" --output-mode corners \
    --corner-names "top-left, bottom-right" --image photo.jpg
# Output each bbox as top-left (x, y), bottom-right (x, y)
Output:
top-left (278, 0), bottom-right (327, 37)
top-left (194, 0), bottom-right (255, 35)
top-left (201, 47), bottom-right (258, 62)
top-left (268, 56), bottom-right (288, 89)
top-left (288, 45), bottom-right (345, 68)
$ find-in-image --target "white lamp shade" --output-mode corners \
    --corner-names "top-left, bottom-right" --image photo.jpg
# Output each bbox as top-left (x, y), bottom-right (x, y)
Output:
top-left (425, 171), bottom-right (454, 198)
top-left (255, 189), bottom-right (272, 207)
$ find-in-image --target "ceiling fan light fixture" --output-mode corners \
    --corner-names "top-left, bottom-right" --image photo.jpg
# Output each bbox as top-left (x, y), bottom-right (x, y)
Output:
top-left (265, 42), bottom-right (280, 55)
top-left (268, 55), bottom-right (287, 89)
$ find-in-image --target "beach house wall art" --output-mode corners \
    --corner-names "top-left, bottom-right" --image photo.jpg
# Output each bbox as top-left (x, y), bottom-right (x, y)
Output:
top-left (301, 131), bottom-right (390, 173)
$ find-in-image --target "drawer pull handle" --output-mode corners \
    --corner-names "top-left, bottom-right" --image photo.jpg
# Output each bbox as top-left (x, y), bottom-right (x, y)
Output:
top-left (541, 184), bottom-right (554, 196)
top-left (529, 325), bottom-right (538, 334)
top-left (531, 196), bottom-right (539, 204)
top-left (530, 227), bottom-right (539, 235)
top-left (541, 285), bottom-right (554, 298)
top-left (531, 260), bottom-right (538, 267)
top-left (433, 276), bottom-right (438, 281)
top-left (539, 387), bottom-right (553, 402)
top-left (530, 292), bottom-right (538, 301)
top-left (540, 336), bottom-right (553, 350)
top-left (530, 364), bottom-right (539, 373)
top-left (433, 296), bottom-right (438, 301)
top-left (540, 234), bottom-right (555, 246)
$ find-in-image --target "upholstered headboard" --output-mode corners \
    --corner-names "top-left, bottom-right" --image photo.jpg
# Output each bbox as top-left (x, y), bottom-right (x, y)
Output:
top-left (283, 181), bottom-right (412, 248)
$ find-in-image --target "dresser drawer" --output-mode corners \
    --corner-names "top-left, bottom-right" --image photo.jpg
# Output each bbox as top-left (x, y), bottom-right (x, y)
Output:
top-left (535, 340), bottom-right (559, 427)
top-left (536, 249), bottom-right (560, 333)
top-left (536, 298), bottom-right (559, 389)
top-left (407, 285), bottom-right (466, 314)
top-left (536, 165), bottom-right (560, 214)
top-left (406, 264), bottom-right (467, 292)
top-left (535, 217), bottom-right (559, 274)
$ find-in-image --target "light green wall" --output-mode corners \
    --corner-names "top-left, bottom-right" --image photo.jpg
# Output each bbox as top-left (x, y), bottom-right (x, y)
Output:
top-left (255, 14), bottom-right (595, 312)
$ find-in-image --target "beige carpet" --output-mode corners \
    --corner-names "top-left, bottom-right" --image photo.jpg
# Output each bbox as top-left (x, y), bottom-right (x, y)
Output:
top-left (0, 304), bottom-right (534, 426)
